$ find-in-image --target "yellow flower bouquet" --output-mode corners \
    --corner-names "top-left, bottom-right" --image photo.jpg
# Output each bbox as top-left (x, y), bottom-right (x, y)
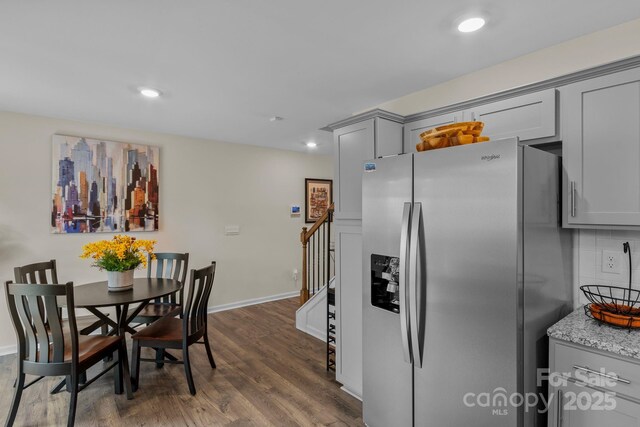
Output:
top-left (81, 235), bottom-right (156, 272)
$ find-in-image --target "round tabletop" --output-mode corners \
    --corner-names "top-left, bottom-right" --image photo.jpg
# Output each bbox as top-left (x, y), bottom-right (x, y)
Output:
top-left (67, 278), bottom-right (182, 308)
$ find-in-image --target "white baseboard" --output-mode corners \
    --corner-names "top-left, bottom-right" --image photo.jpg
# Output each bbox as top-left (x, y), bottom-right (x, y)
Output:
top-left (0, 344), bottom-right (17, 356)
top-left (207, 290), bottom-right (298, 314)
top-left (340, 385), bottom-right (363, 401)
top-left (298, 324), bottom-right (325, 342)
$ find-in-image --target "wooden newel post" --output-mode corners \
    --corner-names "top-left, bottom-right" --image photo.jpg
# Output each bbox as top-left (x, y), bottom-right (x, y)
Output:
top-left (300, 227), bottom-right (309, 305)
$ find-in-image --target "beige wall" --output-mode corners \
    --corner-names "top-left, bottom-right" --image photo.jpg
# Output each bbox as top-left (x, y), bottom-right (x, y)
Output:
top-left (0, 111), bottom-right (332, 351)
top-left (369, 18), bottom-right (640, 116)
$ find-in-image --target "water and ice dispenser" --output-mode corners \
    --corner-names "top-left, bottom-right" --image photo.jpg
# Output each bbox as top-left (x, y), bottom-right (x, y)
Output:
top-left (370, 254), bottom-right (400, 313)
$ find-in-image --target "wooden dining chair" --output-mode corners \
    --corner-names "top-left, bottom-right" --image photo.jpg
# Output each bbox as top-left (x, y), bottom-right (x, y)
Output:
top-left (4, 281), bottom-right (132, 427)
top-left (14, 260), bottom-right (108, 337)
top-left (130, 252), bottom-right (189, 325)
top-left (131, 262), bottom-right (217, 395)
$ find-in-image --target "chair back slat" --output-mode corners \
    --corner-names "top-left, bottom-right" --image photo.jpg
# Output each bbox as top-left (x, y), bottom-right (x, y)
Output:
top-left (5, 282), bottom-right (76, 365)
top-left (148, 253), bottom-right (189, 305)
top-left (189, 274), bottom-right (206, 334)
top-left (14, 295), bottom-right (38, 362)
top-left (164, 260), bottom-right (174, 281)
top-left (182, 262), bottom-right (216, 339)
top-left (37, 270), bottom-right (48, 284)
top-left (154, 258), bottom-right (165, 280)
top-left (27, 295), bottom-right (51, 363)
top-left (44, 295), bottom-right (65, 363)
top-left (171, 260), bottom-right (181, 282)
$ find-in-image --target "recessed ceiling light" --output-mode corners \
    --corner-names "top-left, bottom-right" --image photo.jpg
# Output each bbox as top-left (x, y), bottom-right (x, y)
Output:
top-left (139, 88), bottom-right (161, 98)
top-left (306, 141), bottom-right (317, 148)
top-left (270, 116), bottom-right (284, 122)
top-left (458, 17), bottom-right (485, 33)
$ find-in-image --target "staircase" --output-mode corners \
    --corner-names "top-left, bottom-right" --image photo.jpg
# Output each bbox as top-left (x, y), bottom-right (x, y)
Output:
top-left (295, 204), bottom-right (335, 371)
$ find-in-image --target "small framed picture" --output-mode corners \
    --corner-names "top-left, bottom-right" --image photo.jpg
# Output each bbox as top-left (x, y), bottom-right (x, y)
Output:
top-left (305, 178), bottom-right (333, 223)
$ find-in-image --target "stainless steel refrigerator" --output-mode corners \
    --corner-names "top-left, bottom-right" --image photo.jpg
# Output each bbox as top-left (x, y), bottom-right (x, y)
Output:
top-left (362, 138), bottom-right (573, 427)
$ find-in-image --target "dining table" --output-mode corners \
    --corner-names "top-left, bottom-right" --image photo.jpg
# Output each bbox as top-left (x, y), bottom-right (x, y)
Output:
top-left (59, 277), bottom-right (183, 398)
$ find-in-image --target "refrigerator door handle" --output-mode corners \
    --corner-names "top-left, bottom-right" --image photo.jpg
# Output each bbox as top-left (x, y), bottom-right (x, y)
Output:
top-left (399, 202), bottom-right (413, 364)
top-left (409, 202), bottom-right (423, 368)
top-left (570, 181), bottom-right (576, 217)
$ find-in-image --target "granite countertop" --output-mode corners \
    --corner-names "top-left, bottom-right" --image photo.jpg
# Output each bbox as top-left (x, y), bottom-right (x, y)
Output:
top-left (548, 307), bottom-right (640, 360)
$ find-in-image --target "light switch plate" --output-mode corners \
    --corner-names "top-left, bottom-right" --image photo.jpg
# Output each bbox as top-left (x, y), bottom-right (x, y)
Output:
top-left (225, 225), bottom-right (240, 235)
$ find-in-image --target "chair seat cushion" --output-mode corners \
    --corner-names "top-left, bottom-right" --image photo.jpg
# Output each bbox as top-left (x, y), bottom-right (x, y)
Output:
top-left (132, 317), bottom-right (183, 342)
top-left (131, 303), bottom-right (181, 320)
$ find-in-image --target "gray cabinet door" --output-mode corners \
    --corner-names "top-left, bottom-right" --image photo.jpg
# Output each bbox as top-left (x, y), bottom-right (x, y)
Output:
top-left (562, 68), bottom-right (640, 227)
top-left (403, 111), bottom-right (463, 154)
top-left (549, 380), bottom-right (640, 427)
top-left (466, 89), bottom-right (557, 142)
top-left (334, 119), bottom-right (375, 219)
top-left (334, 222), bottom-right (363, 398)
top-left (374, 118), bottom-right (403, 157)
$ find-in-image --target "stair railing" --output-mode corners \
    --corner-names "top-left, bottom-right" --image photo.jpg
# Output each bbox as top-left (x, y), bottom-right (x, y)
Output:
top-left (300, 203), bottom-right (334, 305)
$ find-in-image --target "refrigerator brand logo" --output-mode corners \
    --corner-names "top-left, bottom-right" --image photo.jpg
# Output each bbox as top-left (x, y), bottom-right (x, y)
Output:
top-left (481, 154), bottom-right (501, 161)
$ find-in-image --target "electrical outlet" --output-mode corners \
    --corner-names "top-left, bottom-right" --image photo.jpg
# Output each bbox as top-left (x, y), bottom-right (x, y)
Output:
top-left (602, 251), bottom-right (621, 273)
top-left (292, 269), bottom-right (299, 281)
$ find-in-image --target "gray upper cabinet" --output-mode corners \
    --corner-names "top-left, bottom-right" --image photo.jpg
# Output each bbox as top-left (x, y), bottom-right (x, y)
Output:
top-left (333, 116), bottom-right (402, 220)
top-left (375, 118), bottom-right (403, 158)
top-left (403, 111), bottom-right (463, 154)
top-left (562, 68), bottom-right (640, 227)
top-left (334, 119), bottom-right (375, 220)
top-left (333, 119), bottom-right (375, 219)
top-left (465, 88), bottom-right (557, 143)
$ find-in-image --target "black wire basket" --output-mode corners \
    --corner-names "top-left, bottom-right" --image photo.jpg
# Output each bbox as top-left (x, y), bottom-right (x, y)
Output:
top-left (581, 285), bottom-right (640, 329)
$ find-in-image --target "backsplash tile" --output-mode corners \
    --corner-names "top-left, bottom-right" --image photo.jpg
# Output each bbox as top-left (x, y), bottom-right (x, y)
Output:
top-left (577, 229), bottom-right (640, 305)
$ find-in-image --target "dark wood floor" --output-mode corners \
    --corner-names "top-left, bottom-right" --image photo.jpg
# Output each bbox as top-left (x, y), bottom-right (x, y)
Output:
top-left (0, 297), bottom-right (363, 426)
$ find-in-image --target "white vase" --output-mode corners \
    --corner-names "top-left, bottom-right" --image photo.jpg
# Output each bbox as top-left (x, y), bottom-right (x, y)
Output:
top-left (107, 269), bottom-right (134, 291)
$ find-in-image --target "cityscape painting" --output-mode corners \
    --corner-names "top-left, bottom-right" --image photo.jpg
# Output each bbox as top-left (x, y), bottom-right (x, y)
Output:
top-left (51, 135), bottom-right (159, 234)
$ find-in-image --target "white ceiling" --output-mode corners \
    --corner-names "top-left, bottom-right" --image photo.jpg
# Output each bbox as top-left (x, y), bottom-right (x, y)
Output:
top-left (2, 1), bottom-right (640, 155)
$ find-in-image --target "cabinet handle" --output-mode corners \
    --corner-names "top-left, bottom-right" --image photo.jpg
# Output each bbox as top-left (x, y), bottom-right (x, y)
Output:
top-left (557, 389), bottom-right (563, 427)
top-left (573, 365), bottom-right (631, 384)
top-left (570, 181), bottom-right (576, 217)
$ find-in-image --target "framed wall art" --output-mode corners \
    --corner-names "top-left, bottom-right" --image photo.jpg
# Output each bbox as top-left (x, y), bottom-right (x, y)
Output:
top-left (51, 134), bottom-right (159, 233)
top-left (305, 178), bottom-right (332, 223)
